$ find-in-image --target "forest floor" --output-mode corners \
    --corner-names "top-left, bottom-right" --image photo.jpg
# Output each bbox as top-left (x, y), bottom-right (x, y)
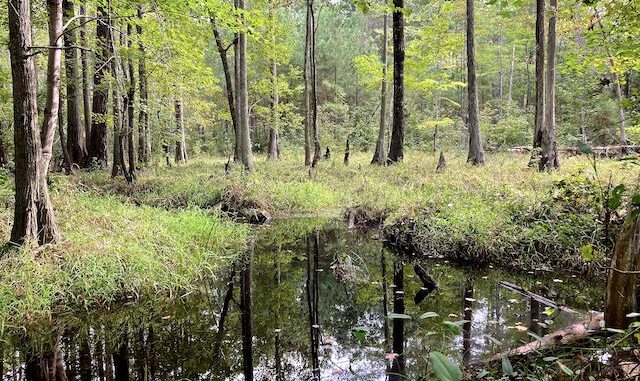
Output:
top-left (0, 150), bottom-right (635, 325)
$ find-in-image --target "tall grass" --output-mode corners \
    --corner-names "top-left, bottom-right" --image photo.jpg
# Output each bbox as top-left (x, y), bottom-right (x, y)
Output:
top-left (0, 182), bottom-right (247, 326)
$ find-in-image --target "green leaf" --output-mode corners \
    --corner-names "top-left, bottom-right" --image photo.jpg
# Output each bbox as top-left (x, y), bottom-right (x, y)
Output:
top-left (388, 313), bottom-right (412, 320)
top-left (418, 312), bottom-right (439, 320)
top-left (543, 307), bottom-right (556, 316)
top-left (428, 351), bottom-right (462, 381)
top-left (528, 332), bottom-right (544, 342)
top-left (543, 356), bottom-right (559, 362)
top-left (502, 356), bottom-right (513, 376)
top-left (557, 361), bottom-right (575, 376)
top-left (609, 184), bottom-right (626, 211)
top-left (352, 326), bottom-right (369, 342)
top-left (486, 335), bottom-right (503, 346)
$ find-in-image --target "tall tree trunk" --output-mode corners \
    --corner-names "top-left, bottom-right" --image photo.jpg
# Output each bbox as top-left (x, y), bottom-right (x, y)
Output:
top-left (137, 7), bottom-right (151, 165)
top-left (532, 0), bottom-right (545, 151)
top-left (9, 0), bottom-right (61, 245)
top-left (79, 1), bottom-right (92, 142)
top-left (174, 99), bottom-right (187, 164)
top-left (110, 19), bottom-right (132, 183)
top-left (236, 0), bottom-right (254, 171)
top-left (387, 0), bottom-right (405, 164)
top-left (267, 7), bottom-right (280, 160)
top-left (88, 4), bottom-right (110, 168)
top-left (372, 6), bottom-right (389, 165)
top-left (309, 0), bottom-right (321, 167)
top-left (508, 43), bottom-right (516, 104)
top-left (58, 94), bottom-right (73, 173)
top-left (211, 17), bottom-right (239, 161)
top-left (303, 6), bottom-right (311, 166)
top-left (540, 0), bottom-right (559, 171)
top-left (466, 0), bottom-right (484, 165)
top-left (126, 22), bottom-right (136, 178)
top-left (62, 0), bottom-right (87, 165)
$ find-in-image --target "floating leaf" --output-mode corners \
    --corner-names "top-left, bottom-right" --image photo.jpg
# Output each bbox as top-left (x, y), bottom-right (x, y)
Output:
top-left (428, 351), bottom-right (462, 381)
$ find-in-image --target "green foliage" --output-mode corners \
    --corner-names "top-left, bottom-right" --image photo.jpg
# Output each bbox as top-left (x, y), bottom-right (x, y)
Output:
top-left (428, 351), bottom-right (462, 381)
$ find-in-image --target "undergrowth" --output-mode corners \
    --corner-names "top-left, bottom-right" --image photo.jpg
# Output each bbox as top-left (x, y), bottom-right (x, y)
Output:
top-left (0, 176), bottom-right (247, 327)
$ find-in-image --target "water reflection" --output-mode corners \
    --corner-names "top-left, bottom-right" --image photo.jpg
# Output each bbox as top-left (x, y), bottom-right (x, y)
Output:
top-left (0, 219), bottom-right (603, 381)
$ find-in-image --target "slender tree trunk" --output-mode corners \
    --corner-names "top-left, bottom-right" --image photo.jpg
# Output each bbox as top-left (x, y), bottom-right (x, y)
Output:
top-left (267, 7), bottom-right (280, 160)
top-left (309, 0), bottom-right (321, 167)
top-left (540, 0), bottom-right (559, 171)
top-left (137, 7), bottom-right (151, 165)
top-left (110, 20), bottom-right (131, 183)
top-left (87, 4), bottom-right (110, 168)
top-left (387, 0), bottom-right (405, 164)
top-left (211, 17), bottom-right (239, 161)
top-left (466, 0), bottom-right (484, 165)
top-left (306, 232), bottom-right (321, 380)
top-left (9, 0), bottom-right (61, 245)
top-left (236, 0), bottom-right (254, 171)
top-left (533, 0), bottom-right (545, 151)
top-left (372, 6), bottom-right (389, 165)
top-left (126, 23), bottom-right (136, 178)
top-left (58, 95), bottom-right (73, 173)
top-left (62, 0), bottom-right (87, 165)
top-left (508, 43), bottom-right (516, 103)
top-left (389, 259), bottom-right (405, 380)
top-left (303, 7), bottom-right (311, 166)
top-left (79, 1), bottom-right (92, 142)
top-left (174, 99), bottom-right (187, 164)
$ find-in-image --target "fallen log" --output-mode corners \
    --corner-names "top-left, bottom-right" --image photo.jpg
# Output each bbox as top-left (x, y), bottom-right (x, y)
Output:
top-left (486, 313), bottom-right (604, 361)
top-left (498, 281), bottom-right (575, 314)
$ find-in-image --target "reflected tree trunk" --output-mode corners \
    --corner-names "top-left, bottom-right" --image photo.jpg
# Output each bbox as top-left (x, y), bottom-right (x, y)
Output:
top-left (389, 258), bottom-right (405, 381)
top-left (240, 242), bottom-right (254, 381)
top-left (462, 280), bottom-right (474, 366)
top-left (306, 231), bottom-right (321, 380)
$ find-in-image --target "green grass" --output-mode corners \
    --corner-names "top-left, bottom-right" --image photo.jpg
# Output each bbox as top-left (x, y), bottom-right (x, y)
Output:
top-left (74, 150), bottom-right (637, 271)
top-left (0, 176), bottom-right (247, 326)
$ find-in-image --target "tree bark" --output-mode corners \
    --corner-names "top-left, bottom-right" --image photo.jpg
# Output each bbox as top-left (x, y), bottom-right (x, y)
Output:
top-left (110, 19), bottom-right (132, 183)
top-left (174, 99), bottom-right (187, 164)
top-left (87, 4), bottom-right (110, 168)
top-left (387, 0), bottom-right (405, 164)
top-left (497, 22), bottom-right (504, 117)
top-left (62, 0), bottom-right (87, 165)
top-left (466, 0), bottom-right (484, 165)
top-left (79, 1), bottom-right (92, 142)
top-left (372, 6), bottom-right (389, 165)
top-left (9, 0), bottom-right (61, 245)
top-left (137, 7), bottom-right (151, 165)
top-left (540, 0), bottom-right (559, 171)
top-left (236, 0), bottom-right (254, 171)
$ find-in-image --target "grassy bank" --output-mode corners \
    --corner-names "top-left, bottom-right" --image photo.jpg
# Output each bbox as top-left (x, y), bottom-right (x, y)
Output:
top-left (75, 150), bottom-right (635, 271)
top-left (0, 172), bottom-right (247, 326)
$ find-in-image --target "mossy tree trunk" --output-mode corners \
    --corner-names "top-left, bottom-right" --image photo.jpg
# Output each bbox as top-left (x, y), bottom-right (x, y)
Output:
top-left (387, 0), bottom-right (405, 164)
top-left (466, 0), bottom-right (484, 165)
top-left (540, 0), bottom-right (559, 171)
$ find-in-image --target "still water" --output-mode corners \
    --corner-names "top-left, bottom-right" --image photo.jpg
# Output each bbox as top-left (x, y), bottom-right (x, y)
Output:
top-left (0, 219), bottom-right (603, 381)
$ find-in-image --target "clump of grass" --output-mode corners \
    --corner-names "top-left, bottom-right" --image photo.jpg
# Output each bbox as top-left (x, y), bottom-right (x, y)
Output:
top-left (0, 186), bottom-right (247, 326)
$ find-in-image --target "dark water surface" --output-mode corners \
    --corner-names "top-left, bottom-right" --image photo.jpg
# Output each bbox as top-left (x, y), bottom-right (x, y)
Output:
top-left (1, 219), bottom-right (603, 381)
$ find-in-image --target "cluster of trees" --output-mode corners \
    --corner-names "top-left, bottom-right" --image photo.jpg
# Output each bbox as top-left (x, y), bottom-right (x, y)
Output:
top-left (1, 0), bottom-right (639, 245)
